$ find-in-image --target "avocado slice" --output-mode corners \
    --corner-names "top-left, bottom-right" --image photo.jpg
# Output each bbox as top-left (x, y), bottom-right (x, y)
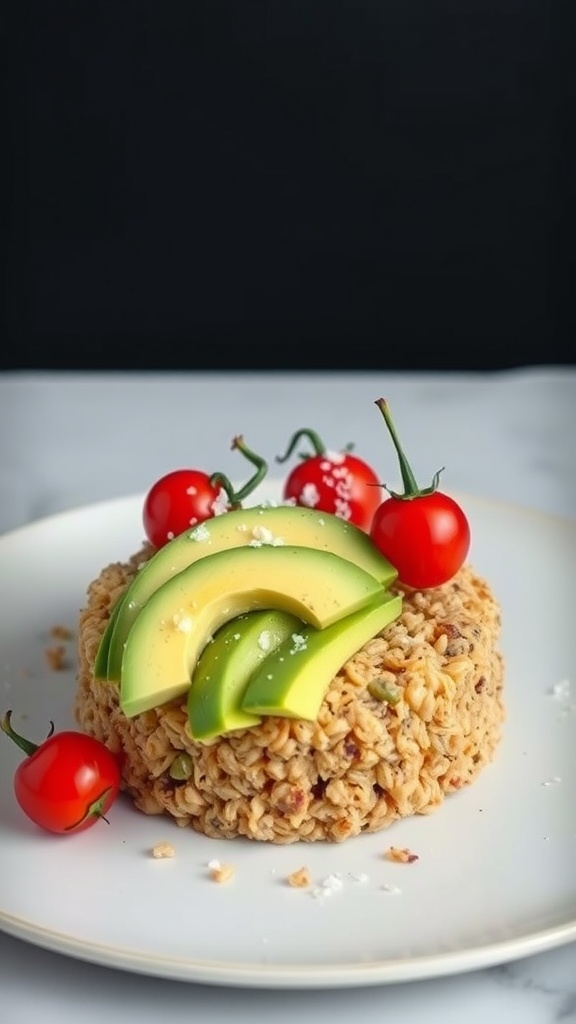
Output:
top-left (93, 598), bottom-right (122, 679)
top-left (98, 504), bottom-right (397, 683)
top-left (187, 609), bottom-right (303, 740)
top-left (119, 545), bottom-right (386, 718)
top-left (241, 593), bottom-right (402, 722)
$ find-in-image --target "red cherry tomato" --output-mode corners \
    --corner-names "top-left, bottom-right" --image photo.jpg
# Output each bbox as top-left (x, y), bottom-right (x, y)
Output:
top-left (143, 435), bottom-right (268, 548)
top-left (369, 399), bottom-right (470, 589)
top-left (1, 711), bottom-right (121, 834)
top-left (143, 469), bottom-right (228, 548)
top-left (276, 429), bottom-right (381, 531)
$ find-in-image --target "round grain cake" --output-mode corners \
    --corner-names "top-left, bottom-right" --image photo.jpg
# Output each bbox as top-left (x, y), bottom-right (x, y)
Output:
top-left (74, 544), bottom-right (505, 844)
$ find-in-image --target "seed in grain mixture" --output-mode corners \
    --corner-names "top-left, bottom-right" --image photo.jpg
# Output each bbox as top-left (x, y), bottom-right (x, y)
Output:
top-left (74, 531), bottom-right (505, 843)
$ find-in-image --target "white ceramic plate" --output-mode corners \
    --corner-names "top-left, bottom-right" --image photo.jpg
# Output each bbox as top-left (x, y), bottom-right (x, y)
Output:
top-left (0, 485), bottom-right (575, 989)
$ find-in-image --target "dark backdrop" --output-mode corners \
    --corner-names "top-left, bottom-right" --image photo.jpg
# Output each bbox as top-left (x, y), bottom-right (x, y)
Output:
top-left (4, 0), bottom-right (575, 370)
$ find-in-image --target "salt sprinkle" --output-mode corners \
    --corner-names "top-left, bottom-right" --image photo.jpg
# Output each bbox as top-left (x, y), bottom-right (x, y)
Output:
top-left (258, 630), bottom-right (273, 651)
top-left (381, 884), bottom-right (402, 895)
top-left (348, 872), bottom-right (370, 884)
top-left (310, 873), bottom-right (344, 899)
top-left (323, 451), bottom-right (346, 465)
top-left (249, 526), bottom-right (285, 547)
top-left (298, 483), bottom-right (320, 508)
top-left (189, 523), bottom-right (210, 542)
top-left (290, 634), bottom-right (307, 654)
top-left (210, 488), bottom-right (230, 517)
top-left (172, 613), bottom-right (193, 633)
top-left (550, 679), bottom-right (571, 702)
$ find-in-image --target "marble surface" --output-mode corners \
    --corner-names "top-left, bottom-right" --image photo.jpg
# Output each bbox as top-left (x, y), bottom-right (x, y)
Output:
top-left (0, 366), bottom-right (575, 1023)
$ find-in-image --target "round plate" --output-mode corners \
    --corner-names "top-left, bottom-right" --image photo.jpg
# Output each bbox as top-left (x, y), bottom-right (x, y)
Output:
top-left (0, 485), bottom-right (575, 988)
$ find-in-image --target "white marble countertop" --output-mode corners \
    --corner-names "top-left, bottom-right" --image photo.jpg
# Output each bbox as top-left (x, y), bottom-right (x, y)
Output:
top-left (0, 366), bottom-right (575, 1023)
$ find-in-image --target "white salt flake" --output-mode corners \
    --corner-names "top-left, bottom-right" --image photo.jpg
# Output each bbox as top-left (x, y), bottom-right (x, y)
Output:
top-left (550, 679), bottom-right (571, 701)
top-left (172, 612), bottom-right (193, 633)
top-left (348, 872), bottom-right (370, 884)
top-left (249, 525), bottom-right (285, 547)
top-left (381, 883), bottom-right (402, 895)
top-left (298, 483), bottom-right (320, 508)
top-left (258, 630), bottom-right (273, 651)
top-left (189, 523), bottom-right (210, 542)
top-left (210, 488), bottom-right (230, 517)
top-left (321, 873), bottom-right (344, 892)
top-left (324, 451), bottom-right (345, 465)
top-left (290, 634), bottom-right (307, 653)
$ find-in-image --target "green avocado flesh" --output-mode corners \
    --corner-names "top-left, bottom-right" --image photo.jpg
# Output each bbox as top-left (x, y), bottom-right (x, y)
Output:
top-left (187, 609), bottom-right (303, 740)
top-left (96, 504), bottom-right (397, 682)
top-left (240, 592), bottom-right (402, 722)
top-left (93, 599), bottom-right (122, 678)
top-left (119, 544), bottom-right (387, 718)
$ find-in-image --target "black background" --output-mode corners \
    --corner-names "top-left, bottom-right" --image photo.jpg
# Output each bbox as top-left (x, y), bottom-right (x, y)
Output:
top-left (4, 0), bottom-right (575, 370)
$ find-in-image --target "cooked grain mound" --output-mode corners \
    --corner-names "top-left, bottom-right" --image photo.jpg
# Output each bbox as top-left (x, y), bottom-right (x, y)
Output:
top-left (75, 546), bottom-right (505, 844)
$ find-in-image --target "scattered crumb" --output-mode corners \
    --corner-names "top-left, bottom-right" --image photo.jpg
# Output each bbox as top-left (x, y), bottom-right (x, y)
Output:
top-left (287, 866), bottom-right (312, 888)
top-left (207, 858), bottom-right (235, 884)
top-left (50, 624), bottom-right (74, 640)
top-left (384, 846), bottom-right (419, 864)
top-left (381, 883), bottom-right (402, 895)
top-left (44, 645), bottom-right (69, 671)
top-left (151, 841), bottom-right (175, 859)
top-left (44, 625), bottom-right (74, 671)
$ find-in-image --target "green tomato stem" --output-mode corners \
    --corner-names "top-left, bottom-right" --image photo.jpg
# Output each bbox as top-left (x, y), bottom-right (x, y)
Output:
top-left (1, 710), bottom-right (40, 757)
top-left (375, 398), bottom-right (443, 500)
top-left (209, 435), bottom-right (268, 505)
top-left (276, 428), bottom-right (356, 464)
top-left (275, 428), bottom-right (326, 464)
top-left (65, 786), bottom-right (113, 831)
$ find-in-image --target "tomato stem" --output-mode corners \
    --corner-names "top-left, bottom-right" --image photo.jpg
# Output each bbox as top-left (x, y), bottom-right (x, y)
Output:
top-left (209, 435), bottom-right (268, 505)
top-left (375, 398), bottom-right (443, 499)
top-left (1, 710), bottom-right (40, 757)
top-left (64, 786), bottom-right (114, 831)
top-left (276, 428), bottom-right (355, 464)
top-left (276, 428), bottom-right (326, 463)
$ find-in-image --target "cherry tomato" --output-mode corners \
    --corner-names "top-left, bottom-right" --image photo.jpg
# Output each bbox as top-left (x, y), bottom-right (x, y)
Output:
top-left (143, 435), bottom-right (268, 548)
top-left (1, 711), bottom-right (121, 835)
top-left (276, 428), bottom-right (381, 530)
top-left (369, 399), bottom-right (470, 589)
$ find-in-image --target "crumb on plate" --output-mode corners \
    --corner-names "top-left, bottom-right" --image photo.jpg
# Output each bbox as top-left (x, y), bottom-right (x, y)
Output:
top-left (45, 645), bottom-right (68, 671)
top-left (287, 866), bottom-right (312, 888)
top-left (151, 841), bottom-right (175, 859)
top-left (50, 625), bottom-right (74, 640)
top-left (207, 859), bottom-right (235, 883)
top-left (384, 845), bottom-right (419, 864)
